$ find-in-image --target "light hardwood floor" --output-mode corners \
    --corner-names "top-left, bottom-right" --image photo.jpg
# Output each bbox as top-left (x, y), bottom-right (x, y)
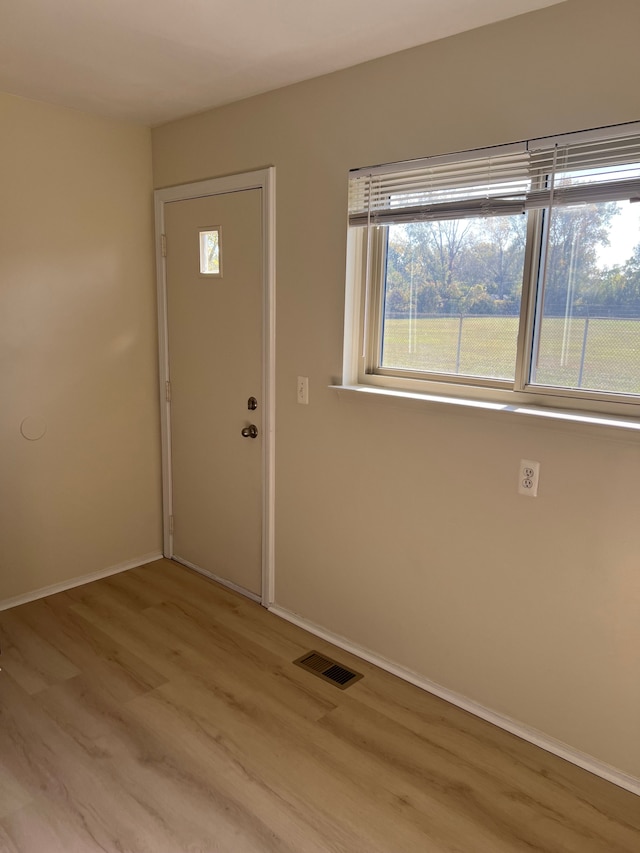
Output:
top-left (0, 558), bottom-right (638, 852)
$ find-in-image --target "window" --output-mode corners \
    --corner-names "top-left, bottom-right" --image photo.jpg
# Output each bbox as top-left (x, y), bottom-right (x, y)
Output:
top-left (346, 123), bottom-right (640, 415)
top-left (199, 227), bottom-right (222, 276)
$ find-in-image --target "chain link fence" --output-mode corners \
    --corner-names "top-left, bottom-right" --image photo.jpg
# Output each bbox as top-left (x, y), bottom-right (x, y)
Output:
top-left (382, 307), bottom-right (640, 393)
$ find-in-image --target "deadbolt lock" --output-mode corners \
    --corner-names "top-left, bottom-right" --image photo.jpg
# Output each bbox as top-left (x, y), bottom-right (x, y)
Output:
top-left (247, 396), bottom-right (258, 410)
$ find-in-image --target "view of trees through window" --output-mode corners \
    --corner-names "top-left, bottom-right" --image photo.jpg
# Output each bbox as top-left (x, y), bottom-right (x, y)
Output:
top-left (199, 229), bottom-right (220, 275)
top-left (381, 201), bottom-right (640, 394)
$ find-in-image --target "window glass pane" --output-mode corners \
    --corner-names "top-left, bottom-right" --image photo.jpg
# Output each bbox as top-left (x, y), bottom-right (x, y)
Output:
top-left (531, 200), bottom-right (640, 395)
top-left (381, 216), bottom-right (526, 381)
top-left (199, 228), bottom-right (220, 275)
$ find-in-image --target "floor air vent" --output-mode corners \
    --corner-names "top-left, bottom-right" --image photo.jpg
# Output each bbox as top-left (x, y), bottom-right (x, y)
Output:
top-left (293, 651), bottom-right (363, 690)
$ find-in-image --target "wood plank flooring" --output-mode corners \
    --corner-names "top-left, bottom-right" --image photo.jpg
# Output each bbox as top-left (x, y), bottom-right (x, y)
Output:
top-left (0, 558), bottom-right (638, 852)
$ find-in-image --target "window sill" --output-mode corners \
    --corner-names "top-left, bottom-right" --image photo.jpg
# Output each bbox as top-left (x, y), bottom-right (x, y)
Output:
top-left (330, 384), bottom-right (640, 439)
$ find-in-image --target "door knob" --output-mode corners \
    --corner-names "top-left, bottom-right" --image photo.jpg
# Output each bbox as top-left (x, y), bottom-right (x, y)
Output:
top-left (241, 424), bottom-right (259, 439)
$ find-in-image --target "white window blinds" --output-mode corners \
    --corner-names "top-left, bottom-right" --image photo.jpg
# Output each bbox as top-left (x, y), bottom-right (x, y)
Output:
top-left (348, 123), bottom-right (640, 228)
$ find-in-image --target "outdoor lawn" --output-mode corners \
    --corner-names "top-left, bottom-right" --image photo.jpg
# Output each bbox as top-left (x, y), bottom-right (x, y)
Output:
top-left (381, 316), bottom-right (640, 395)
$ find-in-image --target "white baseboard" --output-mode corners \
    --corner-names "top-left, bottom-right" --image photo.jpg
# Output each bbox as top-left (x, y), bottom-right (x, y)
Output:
top-left (0, 552), bottom-right (164, 612)
top-left (172, 555), bottom-right (262, 604)
top-left (269, 604), bottom-right (640, 799)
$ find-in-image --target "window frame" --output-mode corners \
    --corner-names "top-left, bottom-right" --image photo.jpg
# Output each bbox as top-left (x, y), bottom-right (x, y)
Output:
top-left (346, 126), bottom-right (640, 420)
top-left (198, 225), bottom-right (223, 277)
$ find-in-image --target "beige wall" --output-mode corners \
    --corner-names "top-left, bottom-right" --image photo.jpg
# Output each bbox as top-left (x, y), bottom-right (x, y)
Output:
top-left (0, 93), bottom-right (162, 602)
top-left (153, 0), bottom-right (640, 779)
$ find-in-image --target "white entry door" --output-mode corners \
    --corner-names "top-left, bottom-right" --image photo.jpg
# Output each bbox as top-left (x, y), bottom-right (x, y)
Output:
top-left (164, 188), bottom-right (263, 597)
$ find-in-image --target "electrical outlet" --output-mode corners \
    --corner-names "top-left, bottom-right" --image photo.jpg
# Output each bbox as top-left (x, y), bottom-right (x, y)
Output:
top-left (518, 459), bottom-right (540, 497)
top-left (297, 376), bottom-right (309, 405)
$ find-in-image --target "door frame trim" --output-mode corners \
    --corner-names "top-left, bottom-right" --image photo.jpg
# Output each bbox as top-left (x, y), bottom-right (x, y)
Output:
top-left (154, 168), bottom-right (276, 606)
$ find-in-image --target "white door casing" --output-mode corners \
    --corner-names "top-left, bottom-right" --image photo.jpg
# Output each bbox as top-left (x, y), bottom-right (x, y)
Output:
top-left (154, 169), bottom-right (275, 606)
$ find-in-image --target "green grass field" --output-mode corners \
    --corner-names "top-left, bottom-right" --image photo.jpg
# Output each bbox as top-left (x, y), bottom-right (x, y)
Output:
top-left (382, 316), bottom-right (640, 395)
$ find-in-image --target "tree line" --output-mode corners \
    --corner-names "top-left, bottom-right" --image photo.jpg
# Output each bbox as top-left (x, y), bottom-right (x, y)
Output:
top-left (384, 204), bottom-right (640, 317)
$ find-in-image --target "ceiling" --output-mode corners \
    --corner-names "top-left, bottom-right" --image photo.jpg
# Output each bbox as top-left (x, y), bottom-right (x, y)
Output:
top-left (0, 0), bottom-right (565, 126)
